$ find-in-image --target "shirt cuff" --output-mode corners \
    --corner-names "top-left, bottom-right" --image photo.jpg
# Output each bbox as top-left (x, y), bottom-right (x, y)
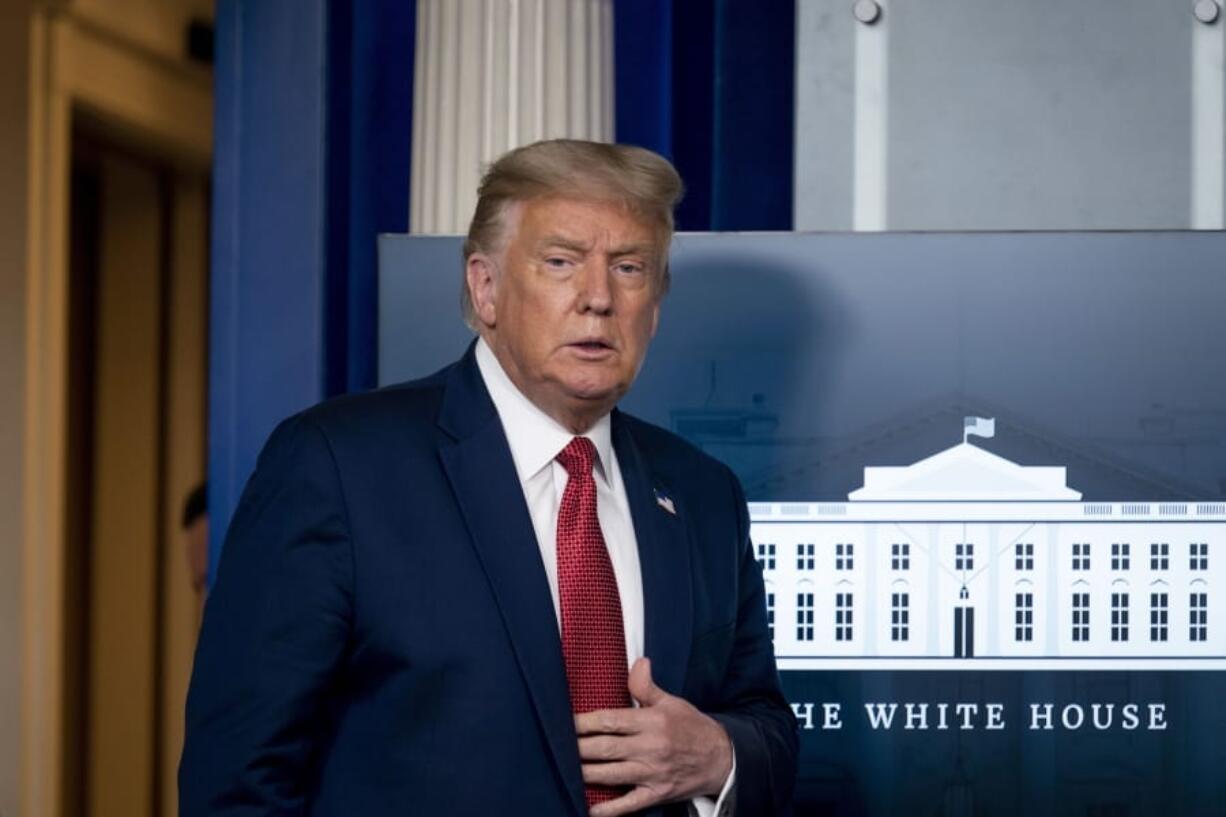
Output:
top-left (688, 749), bottom-right (736, 817)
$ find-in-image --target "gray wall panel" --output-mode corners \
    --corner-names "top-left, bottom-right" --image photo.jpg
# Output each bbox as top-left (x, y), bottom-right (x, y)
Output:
top-left (795, 0), bottom-right (1217, 231)
top-left (794, 2), bottom-right (856, 231)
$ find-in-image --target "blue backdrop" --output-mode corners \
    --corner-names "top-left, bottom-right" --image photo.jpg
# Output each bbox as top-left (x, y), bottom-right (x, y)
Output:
top-left (207, 0), bottom-right (795, 579)
top-left (379, 230), bottom-right (1226, 816)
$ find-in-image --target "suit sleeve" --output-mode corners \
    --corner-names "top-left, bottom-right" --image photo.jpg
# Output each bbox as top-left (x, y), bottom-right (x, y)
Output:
top-left (707, 467), bottom-right (799, 816)
top-left (179, 414), bottom-right (354, 816)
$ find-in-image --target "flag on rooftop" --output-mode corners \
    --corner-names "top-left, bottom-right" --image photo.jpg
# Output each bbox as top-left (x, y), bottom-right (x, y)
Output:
top-left (963, 416), bottom-right (995, 442)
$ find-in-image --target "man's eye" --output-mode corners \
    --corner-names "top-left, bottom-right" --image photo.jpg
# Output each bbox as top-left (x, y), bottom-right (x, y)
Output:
top-left (545, 257), bottom-right (571, 268)
top-left (615, 263), bottom-right (644, 275)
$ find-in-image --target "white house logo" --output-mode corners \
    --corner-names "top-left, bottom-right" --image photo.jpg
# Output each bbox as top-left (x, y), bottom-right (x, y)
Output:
top-left (752, 417), bottom-right (1224, 670)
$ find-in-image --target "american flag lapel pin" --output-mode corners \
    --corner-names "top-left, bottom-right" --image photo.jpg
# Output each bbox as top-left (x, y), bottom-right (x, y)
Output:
top-left (654, 487), bottom-right (676, 515)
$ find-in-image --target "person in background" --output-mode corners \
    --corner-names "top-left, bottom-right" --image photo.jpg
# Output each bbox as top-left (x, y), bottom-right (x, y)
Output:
top-left (180, 481), bottom-right (208, 595)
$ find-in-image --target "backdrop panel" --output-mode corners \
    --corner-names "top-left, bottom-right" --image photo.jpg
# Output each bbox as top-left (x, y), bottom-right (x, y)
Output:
top-left (380, 231), bottom-right (1226, 816)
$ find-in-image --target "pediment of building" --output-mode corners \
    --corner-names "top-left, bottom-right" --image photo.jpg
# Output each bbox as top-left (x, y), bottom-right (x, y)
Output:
top-left (849, 442), bottom-right (1082, 501)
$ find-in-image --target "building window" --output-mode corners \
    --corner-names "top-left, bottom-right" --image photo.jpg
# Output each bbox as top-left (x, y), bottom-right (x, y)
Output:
top-left (891, 543), bottom-right (910, 571)
top-left (1150, 543), bottom-right (1169, 571)
top-left (1111, 543), bottom-right (1130, 571)
top-left (757, 542), bottom-right (776, 571)
top-left (955, 543), bottom-right (974, 572)
top-left (1111, 593), bottom-right (1130, 642)
top-left (797, 543), bottom-right (815, 571)
top-left (891, 593), bottom-right (910, 641)
top-left (1150, 593), bottom-right (1168, 642)
top-left (835, 593), bottom-right (854, 641)
top-left (835, 543), bottom-right (855, 571)
top-left (1072, 543), bottom-right (1091, 571)
top-left (1015, 593), bottom-right (1034, 642)
top-left (1015, 543), bottom-right (1034, 571)
top-left (796, 592), bottom-right (814, 641)
top-left (1190, 592), bottom-right (1208, 642)
top-left (1072, 593), bottom-right (1090, 642)
top-left (1190, 542), bottom-right (1208, 571)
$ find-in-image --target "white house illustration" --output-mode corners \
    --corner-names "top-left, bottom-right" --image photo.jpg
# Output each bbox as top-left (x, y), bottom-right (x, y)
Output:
top-left (752, 419), bottom-right (1224, 670)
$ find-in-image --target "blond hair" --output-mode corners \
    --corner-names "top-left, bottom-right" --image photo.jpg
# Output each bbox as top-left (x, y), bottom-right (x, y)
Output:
top-left (461, 139), bottom-right (683, 327)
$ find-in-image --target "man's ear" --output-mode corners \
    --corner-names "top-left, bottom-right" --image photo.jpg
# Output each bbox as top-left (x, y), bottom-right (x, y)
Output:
top-left (466, 253), bottom-right (498, 327)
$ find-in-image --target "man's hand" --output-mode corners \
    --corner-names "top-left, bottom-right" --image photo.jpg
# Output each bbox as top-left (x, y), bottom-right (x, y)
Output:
top-left (575, 658), bottom-right (734, 817)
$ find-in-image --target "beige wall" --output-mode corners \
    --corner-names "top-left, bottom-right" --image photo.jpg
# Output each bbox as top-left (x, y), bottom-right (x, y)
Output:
top-left (74, 0), bottom-right (214, 63)
top-left (0, 0), bottom-right (33, 811)
top-left (5, 2), bottom-right (212, 814)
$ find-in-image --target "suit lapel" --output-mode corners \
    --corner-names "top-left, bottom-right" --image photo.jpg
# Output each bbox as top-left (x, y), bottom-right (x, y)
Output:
top-left (612, 412), bottom-right (694, 696)
top-left (437, 348), bottom-right (586, 817)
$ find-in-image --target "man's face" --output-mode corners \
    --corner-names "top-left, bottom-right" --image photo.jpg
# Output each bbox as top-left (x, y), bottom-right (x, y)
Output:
top-left (468, 196), bottom-right (666, 432)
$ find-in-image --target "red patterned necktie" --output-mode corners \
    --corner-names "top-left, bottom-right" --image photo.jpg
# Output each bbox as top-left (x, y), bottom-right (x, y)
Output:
top-left (555, 437), bottom-right (631, 808)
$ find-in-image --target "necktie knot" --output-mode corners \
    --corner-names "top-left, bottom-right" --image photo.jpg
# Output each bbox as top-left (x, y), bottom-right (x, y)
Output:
top-left (556, 436), bottom-right (597, 478)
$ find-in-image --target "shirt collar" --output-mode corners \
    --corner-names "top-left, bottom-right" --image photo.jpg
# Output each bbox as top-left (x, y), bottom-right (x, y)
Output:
top-left (474, 337), bottom-right (613, 484)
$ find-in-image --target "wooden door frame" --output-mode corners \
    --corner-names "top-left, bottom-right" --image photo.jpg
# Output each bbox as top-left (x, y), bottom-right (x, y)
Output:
top-left (23, 10), bottom-right (211, 815)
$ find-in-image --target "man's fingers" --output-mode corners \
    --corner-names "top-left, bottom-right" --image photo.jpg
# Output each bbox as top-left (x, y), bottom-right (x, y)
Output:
top-left (580, 760), bottom-right (644, 786)
top-left (627, 657), bottom-right (667, 707)
top-left (573, 666), bottom-right (731, 807)
top-left (574, 706), bottom-right (644, 736)
top-left (578, 734), bottom-right (632, 762)
top-left (587, 785), bottom-right (660, 817)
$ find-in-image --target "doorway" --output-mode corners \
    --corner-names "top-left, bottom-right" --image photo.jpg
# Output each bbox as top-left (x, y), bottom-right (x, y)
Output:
top-left (953, 606), bottom-right (975, 658)
top-left (22, 10), bottom-right (213, 815)
top-left (62, 123), bottom-right (209, 817)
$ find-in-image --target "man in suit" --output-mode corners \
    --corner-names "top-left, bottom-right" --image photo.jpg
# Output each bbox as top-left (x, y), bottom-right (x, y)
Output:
top-left (180, 139), bottom-right (797, 816)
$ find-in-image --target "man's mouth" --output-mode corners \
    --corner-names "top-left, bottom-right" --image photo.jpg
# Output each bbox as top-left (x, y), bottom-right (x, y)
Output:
top-left (567, 338), bottom-right (616, 358)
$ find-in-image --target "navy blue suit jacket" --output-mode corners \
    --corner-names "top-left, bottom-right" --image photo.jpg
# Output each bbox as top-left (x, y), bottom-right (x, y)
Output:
top-left (180, 346), bottom-right (797, 816)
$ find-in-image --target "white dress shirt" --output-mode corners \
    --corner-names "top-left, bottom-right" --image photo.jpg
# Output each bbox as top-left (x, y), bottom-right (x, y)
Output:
top-left (475, 339), bottom-right (734, 817)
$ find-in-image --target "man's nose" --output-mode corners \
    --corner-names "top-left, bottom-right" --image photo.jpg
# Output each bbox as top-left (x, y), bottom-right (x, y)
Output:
top-left (576, 262), bottom-right (613, 314)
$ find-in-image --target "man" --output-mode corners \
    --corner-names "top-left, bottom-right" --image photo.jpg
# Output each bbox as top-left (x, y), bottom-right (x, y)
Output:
top-left (180, 140), bottom-right (797, 816)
